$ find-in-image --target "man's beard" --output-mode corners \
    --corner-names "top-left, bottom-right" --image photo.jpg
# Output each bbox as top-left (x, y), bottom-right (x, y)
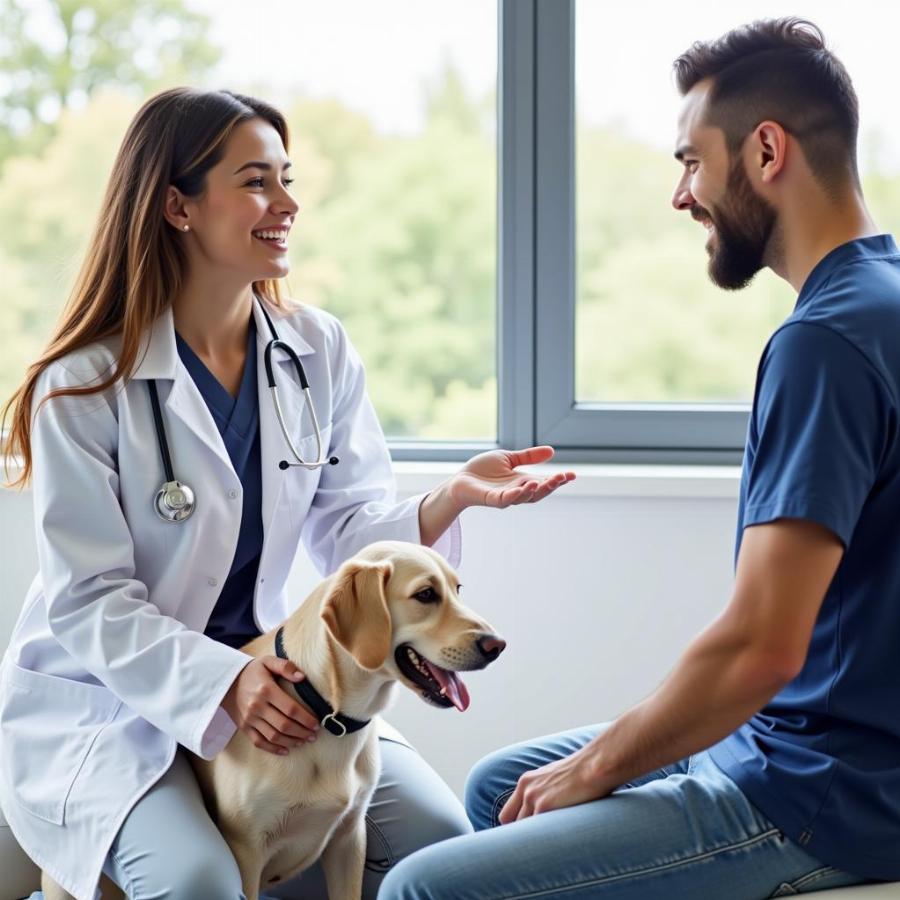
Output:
top-left (700, 158), bottom-right (778, 291)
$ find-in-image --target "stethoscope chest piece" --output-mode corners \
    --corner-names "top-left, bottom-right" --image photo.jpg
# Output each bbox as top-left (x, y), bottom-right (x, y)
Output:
top-left (154, 479), bottom-right (195, 522)
top-left (148, 299), bottom-right (338, 524)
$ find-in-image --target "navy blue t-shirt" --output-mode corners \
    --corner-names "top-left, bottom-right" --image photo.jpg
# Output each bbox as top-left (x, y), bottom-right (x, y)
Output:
top-left (708, 235), bottom-right (900, 880)
top-left (175, 318), bottom-right (264, 650)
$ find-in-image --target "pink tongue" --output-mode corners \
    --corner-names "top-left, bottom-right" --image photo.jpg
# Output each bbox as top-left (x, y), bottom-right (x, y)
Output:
top-left (424, 660), bottom-right (470, 712)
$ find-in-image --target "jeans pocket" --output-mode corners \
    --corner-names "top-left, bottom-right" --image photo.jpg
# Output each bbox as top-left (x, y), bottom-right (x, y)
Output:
top-left (364, 813), bottom-right (395, 874)
top-left (491, 788), bottom-right (515, 828)
top-left (770, 866), bottom-right (857, 896)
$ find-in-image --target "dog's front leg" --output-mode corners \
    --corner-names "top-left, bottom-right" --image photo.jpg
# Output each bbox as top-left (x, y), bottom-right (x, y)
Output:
top-left (227, 836), bottom-right (265, 900)
top-left (320, 809), bottom-right (367, 900)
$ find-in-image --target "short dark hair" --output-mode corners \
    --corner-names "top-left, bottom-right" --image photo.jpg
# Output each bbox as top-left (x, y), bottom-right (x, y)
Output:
top-left (673, 18), bottom-right (860, 194)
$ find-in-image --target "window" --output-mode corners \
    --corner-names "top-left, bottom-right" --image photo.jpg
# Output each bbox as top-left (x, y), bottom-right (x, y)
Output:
top-left (0, 0), bottom-right (497, 445)
top-left (540, 0), bottom-right (900, 460)
top-left (4, 1), bottom-right (900, 463)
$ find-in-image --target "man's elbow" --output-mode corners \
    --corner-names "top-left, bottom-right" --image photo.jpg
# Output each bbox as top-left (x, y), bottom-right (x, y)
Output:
top-left (745, 646), bottom-right (804, 693)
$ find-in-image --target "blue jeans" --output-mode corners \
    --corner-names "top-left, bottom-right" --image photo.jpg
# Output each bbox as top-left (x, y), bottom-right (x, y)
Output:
top-left (378, 724), bottom-right (874, 900)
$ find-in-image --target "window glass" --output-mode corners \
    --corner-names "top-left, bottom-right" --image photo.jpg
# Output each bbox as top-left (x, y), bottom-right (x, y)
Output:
top-left (0, 0), bottom-right (497, 440)
top-left (575, 0), bottom-right (900, 404)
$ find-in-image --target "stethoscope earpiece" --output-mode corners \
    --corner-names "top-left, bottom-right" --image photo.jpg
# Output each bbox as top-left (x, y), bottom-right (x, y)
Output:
top-left (154, 480), bottom-right (196, 523)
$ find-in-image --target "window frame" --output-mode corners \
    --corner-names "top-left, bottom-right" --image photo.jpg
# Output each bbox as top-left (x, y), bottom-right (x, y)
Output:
top-left (0, 0), bottom-right (750, 466)
top-left (390, 0), bottom-right (749, 465)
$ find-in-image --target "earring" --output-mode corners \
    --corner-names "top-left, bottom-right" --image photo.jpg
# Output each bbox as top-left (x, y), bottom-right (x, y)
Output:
top-left (182, 225), bottom-right (189, 232)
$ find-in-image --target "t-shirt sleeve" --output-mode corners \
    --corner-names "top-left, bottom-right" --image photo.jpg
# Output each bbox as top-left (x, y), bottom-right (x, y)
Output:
top-left (743, 322), bottom-right (893, 547)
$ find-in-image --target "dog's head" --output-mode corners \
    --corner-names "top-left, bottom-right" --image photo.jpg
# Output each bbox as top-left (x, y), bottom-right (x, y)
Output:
top-left (320, 541), bottom-right (505, 711)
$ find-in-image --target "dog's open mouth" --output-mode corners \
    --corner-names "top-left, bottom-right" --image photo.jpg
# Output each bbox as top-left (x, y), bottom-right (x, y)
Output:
top-left (395, 644), bottom-right (471, 712)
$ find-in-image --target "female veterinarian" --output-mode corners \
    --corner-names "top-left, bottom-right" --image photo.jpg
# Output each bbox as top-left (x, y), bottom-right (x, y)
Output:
top-left (0, 88), bottom-right (573, 900)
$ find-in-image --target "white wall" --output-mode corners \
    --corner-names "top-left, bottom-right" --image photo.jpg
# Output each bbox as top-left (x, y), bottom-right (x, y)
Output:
top-left (0, 465), bottom-right (740, 798)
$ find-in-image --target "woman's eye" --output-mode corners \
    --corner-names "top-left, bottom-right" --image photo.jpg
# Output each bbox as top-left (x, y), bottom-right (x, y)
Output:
top-left (246, 176), bottom-right (294, 189)
top-left (414, 587), bottom-right (439, 604)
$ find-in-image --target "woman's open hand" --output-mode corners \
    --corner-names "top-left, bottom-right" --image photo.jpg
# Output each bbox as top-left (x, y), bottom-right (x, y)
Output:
top-left (448, 446), bottom-right (575, 509)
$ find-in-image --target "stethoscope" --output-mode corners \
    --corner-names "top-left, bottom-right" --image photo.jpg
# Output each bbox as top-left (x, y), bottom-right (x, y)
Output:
top-left (149, 302), bottom-right (339, 523)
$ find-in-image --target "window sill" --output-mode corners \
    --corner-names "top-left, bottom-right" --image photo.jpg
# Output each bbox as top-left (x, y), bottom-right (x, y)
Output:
top-left (394, 461), bottom-right (741, 500)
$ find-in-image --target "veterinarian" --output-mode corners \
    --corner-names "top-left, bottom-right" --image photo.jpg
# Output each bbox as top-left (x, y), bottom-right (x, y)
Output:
top-left (0, 87), bottom-right (574, 900)
top-left (380, 18), bottom-right (900, 900)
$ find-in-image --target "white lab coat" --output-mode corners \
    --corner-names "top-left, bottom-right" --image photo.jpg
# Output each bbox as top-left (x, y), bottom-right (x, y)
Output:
top-left (0, 297), bottom-right (461, 900)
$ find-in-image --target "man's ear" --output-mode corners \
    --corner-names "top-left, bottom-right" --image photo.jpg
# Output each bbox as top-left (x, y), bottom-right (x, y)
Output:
top-left (320, 560), bottom-right (394, 671)
top-left (752, 120), bottom-right (788, 184)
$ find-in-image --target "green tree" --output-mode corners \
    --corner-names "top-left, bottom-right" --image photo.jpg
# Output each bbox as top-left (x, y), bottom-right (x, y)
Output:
top-left (286, 69), bottom-right (497, 439)
top-left (577, 125), bottom-right (793, 403)
top-left (0, 0), bottom-right (220, 166)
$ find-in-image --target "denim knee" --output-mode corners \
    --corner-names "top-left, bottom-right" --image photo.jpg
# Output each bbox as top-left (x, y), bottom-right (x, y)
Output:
top-left (464, 745), bottom-right (516, 831)
top-left (379, 848), bottom-right (443, 900)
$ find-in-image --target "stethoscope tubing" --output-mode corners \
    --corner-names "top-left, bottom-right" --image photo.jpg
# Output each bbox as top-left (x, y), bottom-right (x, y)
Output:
top-left (151, 300), bottom-right (338, 523)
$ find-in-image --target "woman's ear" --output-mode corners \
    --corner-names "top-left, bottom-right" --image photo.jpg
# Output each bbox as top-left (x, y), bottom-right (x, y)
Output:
top-left (320, 560), bottom-right (394, 671)
top-left (163, 185), bottom-right (191, 233)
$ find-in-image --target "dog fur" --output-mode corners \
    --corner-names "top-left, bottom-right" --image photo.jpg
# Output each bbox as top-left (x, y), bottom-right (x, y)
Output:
top-left (43, 540), bottom-right (504, 899)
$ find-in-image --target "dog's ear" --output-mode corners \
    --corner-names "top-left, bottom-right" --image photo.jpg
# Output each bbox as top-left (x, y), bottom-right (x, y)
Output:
top-left (320, 560), bottom-right (394, 671)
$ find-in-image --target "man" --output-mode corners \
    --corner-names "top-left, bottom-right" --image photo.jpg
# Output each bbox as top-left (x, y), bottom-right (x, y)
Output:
top-left (378, 17), bottom-right (900, 899)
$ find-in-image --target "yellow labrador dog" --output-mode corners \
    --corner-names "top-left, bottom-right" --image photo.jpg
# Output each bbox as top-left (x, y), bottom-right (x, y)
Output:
top-left (44, 540), bottom-right (505, 900)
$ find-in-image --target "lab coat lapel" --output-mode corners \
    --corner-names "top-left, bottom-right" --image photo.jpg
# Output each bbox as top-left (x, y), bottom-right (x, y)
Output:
top-left (132, 306), bottom-right (234, 476)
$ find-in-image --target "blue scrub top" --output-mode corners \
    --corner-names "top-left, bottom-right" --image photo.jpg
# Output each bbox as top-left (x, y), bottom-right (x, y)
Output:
top-left (708, 235), bottom-right (900, 881)
top-left (175, 317), bottom-right (263, 650)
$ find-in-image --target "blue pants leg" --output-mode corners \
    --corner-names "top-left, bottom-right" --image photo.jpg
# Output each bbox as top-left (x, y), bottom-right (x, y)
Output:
top-left (378, 724), bottom-right (871, 900)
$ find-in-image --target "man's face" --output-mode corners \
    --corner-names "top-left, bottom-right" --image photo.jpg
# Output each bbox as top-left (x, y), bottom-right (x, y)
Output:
top-left (672, 81), bottom-right (777, 290)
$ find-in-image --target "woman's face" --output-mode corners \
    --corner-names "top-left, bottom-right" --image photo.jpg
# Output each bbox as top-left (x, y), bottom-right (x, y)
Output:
top-left (181, 117), bottom-right (299, 284)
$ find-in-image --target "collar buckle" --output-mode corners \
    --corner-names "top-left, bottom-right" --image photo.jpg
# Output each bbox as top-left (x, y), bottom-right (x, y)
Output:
top-left (321, 712), bottom-right (348, 737)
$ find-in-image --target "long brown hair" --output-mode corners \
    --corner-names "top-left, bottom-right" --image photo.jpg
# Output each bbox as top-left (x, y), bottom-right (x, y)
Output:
top-left (2, 87), bottom-right (294, 488)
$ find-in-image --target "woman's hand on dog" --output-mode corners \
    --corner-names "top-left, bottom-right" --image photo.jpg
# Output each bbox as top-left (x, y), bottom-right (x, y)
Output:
top-left (222, 656), bottom-right (321, 755)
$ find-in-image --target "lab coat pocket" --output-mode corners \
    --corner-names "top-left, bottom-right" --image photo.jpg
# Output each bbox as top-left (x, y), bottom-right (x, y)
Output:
top-left (0, 663), bottom-right (121, 825)
top-left (283, 423), bottom-right (332, 509)
top-left (293, 421), bottom-right (333, 459)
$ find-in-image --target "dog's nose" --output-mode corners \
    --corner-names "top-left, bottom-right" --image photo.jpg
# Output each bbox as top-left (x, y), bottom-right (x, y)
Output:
top-left (476, 634), bottom-right (507, 662)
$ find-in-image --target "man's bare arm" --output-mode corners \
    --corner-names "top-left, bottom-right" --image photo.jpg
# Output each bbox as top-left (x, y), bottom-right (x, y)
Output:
top-left (501, 518), bottom-right (845, 822)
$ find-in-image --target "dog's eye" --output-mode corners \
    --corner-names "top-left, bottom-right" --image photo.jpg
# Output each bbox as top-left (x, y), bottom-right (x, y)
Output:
top-left (413, 587), bottom-right (439, 604)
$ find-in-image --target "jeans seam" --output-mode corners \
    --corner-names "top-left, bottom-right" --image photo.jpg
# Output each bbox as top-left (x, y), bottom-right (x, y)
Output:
top-left (487, 827), bottom-right (784, 900)
top-left (109, 847), bottom-right (137, 899)
top-left (790, 865), bottom-right (839, 891)
top-left (490, 788), bottom-right (516, 828)
top-left (364, 813), bottom-right (395, 870)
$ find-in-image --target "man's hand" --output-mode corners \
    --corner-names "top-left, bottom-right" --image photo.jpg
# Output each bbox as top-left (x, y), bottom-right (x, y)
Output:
top-left (498, 744), bottom-right (616, 824)
top-left (222, 656), bottom-right (321, 755)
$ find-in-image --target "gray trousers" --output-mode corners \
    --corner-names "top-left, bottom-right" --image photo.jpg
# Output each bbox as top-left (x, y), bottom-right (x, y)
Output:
top-left (101, 738), bottom-right (471, 899)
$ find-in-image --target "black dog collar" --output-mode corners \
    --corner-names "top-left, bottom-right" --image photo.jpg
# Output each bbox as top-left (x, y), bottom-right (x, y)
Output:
top-left (274, 626), bottom-right (371, 737)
